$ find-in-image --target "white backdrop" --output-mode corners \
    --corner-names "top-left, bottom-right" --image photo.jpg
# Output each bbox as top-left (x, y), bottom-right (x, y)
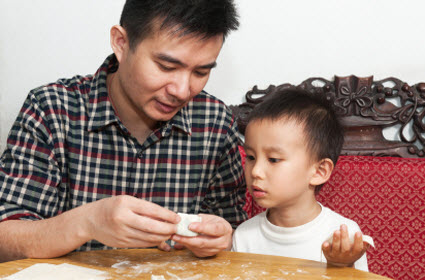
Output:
top-left (1, 0), bottom-right (425, 151)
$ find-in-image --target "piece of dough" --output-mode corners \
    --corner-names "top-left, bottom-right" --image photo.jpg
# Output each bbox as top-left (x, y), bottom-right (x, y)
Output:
top-left (151, 275), bottom-right (166, 280)
top-left (326, 232), bottom-right (375, 248)
top-left (4, 263), bottom-right (108, 280)
top-left (176, 213), bottom-right (202, 237)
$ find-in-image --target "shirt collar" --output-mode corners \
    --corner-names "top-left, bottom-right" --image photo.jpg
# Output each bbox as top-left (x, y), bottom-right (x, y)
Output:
top-left (87, 54), bottom-right (120, 132)
top-left (166, 105), bottom-right (192, 136)
top-left (87, 54), bottom-right (192, 136)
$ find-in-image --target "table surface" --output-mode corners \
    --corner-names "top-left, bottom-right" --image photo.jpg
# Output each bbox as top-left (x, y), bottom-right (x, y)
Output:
top-left (0, 249), bottom-right (391, 279)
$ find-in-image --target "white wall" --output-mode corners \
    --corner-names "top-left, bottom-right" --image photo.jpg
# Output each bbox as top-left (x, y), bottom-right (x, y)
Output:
top-left (2, 0), bottom-right (425, 151)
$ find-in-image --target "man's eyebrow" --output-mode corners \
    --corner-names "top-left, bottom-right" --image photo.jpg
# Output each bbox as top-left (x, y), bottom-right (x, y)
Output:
top-left (155, 53), bottom-right (186, 67)
top-left (155, 53), bottom-right (217, 69)
top-left (198, 61), bottom-right (217, 69)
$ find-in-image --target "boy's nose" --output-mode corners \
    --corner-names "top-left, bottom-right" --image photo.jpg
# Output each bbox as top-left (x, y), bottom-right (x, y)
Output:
top-left (250, 162), bottom-right (265, 179)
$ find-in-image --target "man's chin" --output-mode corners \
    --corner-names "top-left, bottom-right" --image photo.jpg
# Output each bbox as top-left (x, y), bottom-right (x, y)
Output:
top-left (151, 113), bottom-right (177, 124)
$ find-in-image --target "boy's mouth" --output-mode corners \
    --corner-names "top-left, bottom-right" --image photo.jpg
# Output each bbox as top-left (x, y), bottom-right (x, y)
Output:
top-left (251, 186), bottom-right (266, 198)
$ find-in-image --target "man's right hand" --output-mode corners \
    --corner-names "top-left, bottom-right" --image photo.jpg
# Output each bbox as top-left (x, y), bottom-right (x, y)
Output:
top-left (0, 195), bottom-right (180, 262)
top-left (84, 195), bottom-right (180, 248)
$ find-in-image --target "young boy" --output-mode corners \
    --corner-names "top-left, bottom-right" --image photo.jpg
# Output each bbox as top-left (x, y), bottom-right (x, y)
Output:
top-left (232, 88), bottom-right (371, 271)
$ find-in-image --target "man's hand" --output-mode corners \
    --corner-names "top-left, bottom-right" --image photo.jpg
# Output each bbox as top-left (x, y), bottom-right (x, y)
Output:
top-left (170, 214), bottom-right (233, 257)
top-left (84, 195), bottom-right (180, 249)
top-left (322, 224), bottom-right (369, 267)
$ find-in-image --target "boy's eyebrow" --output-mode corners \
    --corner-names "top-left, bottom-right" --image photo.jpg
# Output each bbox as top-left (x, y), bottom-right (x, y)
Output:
top-left (264, 146), bottom-right (285, 154)
top-left (243, 143), bottom-right (251, 150)
top-left (243, 144), bottom-right (284, 154)
top-left (154, 53), bottom-right (217, 69)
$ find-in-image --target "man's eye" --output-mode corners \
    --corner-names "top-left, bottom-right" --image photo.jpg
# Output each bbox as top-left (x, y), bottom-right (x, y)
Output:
top-left (158, 63), bottom-right (175, 71)
top-left (194, 70), bottom-right (208, 77)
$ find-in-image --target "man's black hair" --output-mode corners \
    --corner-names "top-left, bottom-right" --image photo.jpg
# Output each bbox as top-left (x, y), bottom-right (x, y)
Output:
top-left (247, 88), bottom-right (344, 193)
top-left (120, 0), bottom-right (239, 50)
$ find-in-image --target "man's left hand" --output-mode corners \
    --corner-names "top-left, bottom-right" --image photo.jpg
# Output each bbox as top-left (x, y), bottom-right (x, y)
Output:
top-left (170, 214), bottom-right (233, 257)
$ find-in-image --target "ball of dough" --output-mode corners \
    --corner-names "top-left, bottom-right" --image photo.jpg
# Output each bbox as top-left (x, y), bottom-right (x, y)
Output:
top-left (176, 213), bottom-right (202, 237)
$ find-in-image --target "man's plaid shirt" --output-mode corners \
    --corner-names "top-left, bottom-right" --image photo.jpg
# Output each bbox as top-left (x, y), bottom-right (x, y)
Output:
top-left (0, 54), bottom-right (247, 251)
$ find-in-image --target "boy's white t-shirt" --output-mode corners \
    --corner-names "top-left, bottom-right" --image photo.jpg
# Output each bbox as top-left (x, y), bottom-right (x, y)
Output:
top-left (232, 203), bottom-right (369, 272)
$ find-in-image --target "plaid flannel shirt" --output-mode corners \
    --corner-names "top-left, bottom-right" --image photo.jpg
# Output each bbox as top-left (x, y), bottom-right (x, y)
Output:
top-left (0, 54), bottom-right (247, 251)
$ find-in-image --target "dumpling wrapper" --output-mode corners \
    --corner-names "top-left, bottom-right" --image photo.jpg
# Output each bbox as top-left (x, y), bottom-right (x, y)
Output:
top-left (326, 232), bottom-right (375, 248)
top-left (3, 263), bottom-right (108, 280)
top-left (176, 213), bottom-right (202, 237)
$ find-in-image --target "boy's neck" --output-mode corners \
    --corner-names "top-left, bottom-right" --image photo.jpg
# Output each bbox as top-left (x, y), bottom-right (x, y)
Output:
top-left (267, 200), bottom-right (322, 228)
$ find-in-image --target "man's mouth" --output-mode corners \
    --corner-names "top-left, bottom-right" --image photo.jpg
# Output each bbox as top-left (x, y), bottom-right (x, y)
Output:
top-left (156, 100), bottom-right (179, 114)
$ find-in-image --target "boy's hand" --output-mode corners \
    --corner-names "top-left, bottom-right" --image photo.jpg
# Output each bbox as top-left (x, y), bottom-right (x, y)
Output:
top-left (322, 224), bottom-right (369, 267)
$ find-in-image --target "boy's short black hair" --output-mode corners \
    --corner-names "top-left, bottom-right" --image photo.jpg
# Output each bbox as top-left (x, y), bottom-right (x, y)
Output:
top-left (120, 0), bottom-right (239, 50)
top-left (247, 88), bottom-right (344, 193)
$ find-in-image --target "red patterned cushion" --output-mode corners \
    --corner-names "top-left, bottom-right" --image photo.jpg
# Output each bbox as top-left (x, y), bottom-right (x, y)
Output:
top-left (239, 146), bottom-right (425, 280)
top-left (317, 155), bottom-right (425, 280)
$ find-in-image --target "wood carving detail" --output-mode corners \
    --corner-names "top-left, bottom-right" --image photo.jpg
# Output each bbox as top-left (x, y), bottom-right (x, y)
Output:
top-left (230, 75), bottom-right (425, 158)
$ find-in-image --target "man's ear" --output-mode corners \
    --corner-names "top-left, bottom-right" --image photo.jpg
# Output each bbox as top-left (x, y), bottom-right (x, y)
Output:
top-left (110, 25), bottom-right (129, 63)
top-left (310, 158), bottom-right (334, 186)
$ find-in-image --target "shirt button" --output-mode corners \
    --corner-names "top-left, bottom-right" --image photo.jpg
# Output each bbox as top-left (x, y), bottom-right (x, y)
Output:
top-left (137, 151), bottom-right (143, 159)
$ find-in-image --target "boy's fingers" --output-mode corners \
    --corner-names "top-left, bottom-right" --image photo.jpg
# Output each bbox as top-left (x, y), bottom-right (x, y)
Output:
top-left (363, 243), bottom-right (370, 254)
top-left (339, 225), bottom-right (351, 252)
top-left (331, 230), bottom-right (341, 252)
top-left (322, 241), bottom-right (330, 254)
top-left (352, 232), bottom-right (364, 253)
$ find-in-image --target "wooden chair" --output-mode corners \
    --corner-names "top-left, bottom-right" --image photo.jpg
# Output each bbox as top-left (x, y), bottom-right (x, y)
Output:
top-left (231, 75), bottom-right (425, 280)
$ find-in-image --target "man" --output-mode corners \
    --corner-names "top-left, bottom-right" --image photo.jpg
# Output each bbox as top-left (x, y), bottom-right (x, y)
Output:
top-left (0, 0), bottom-right (247, 262)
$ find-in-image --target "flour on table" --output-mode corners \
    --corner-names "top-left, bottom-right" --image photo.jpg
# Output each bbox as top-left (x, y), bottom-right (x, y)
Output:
top-left (111, 260), bottom-right (132, 269)
top-left (150, 272), bottom-right (205, 280)
top-left (151, 275), bottom-right (166, 280)
top-left (176, 213), bottom-right (202, 237)
top-left (3, 263), bottom-right (108, 280)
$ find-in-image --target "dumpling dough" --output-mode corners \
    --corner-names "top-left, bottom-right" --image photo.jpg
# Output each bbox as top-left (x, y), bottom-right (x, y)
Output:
top-left (326, 232), bottom-right (375, 248)
top-left (4, 263), bottom-right (108, 280)
top-left (176, 213), bottom-right (202, 237)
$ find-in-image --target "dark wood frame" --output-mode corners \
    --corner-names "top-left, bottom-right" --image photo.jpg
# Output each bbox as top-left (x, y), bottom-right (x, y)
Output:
top-left (230, 75), bottom-right (425, 158)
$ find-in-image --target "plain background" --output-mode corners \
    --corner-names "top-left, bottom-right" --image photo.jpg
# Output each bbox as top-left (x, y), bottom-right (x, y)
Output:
top-left (1, 0), bottom-right (425, 151)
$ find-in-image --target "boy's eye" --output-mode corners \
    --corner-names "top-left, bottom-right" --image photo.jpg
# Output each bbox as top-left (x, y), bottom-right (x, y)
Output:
top-left (246, 155), bottom-right (255, 161)
top-left (268, 158), bottom-right (280, 163)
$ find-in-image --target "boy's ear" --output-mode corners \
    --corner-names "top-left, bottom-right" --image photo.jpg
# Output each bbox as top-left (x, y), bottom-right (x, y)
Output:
top-left (110, 25), bottom-right (129, 63)
top-left (310, 158), bottom-right (334, 186)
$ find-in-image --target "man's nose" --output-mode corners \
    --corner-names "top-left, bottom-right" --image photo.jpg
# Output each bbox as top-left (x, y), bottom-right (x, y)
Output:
top-left (167, 72), bottom-right (191, 102)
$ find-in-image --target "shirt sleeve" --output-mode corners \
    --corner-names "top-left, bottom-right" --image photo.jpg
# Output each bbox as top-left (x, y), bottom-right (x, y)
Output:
top-left (200, 112), bottom-right (248, 228)
top-left (0, 90), bottom-right (63, 222)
